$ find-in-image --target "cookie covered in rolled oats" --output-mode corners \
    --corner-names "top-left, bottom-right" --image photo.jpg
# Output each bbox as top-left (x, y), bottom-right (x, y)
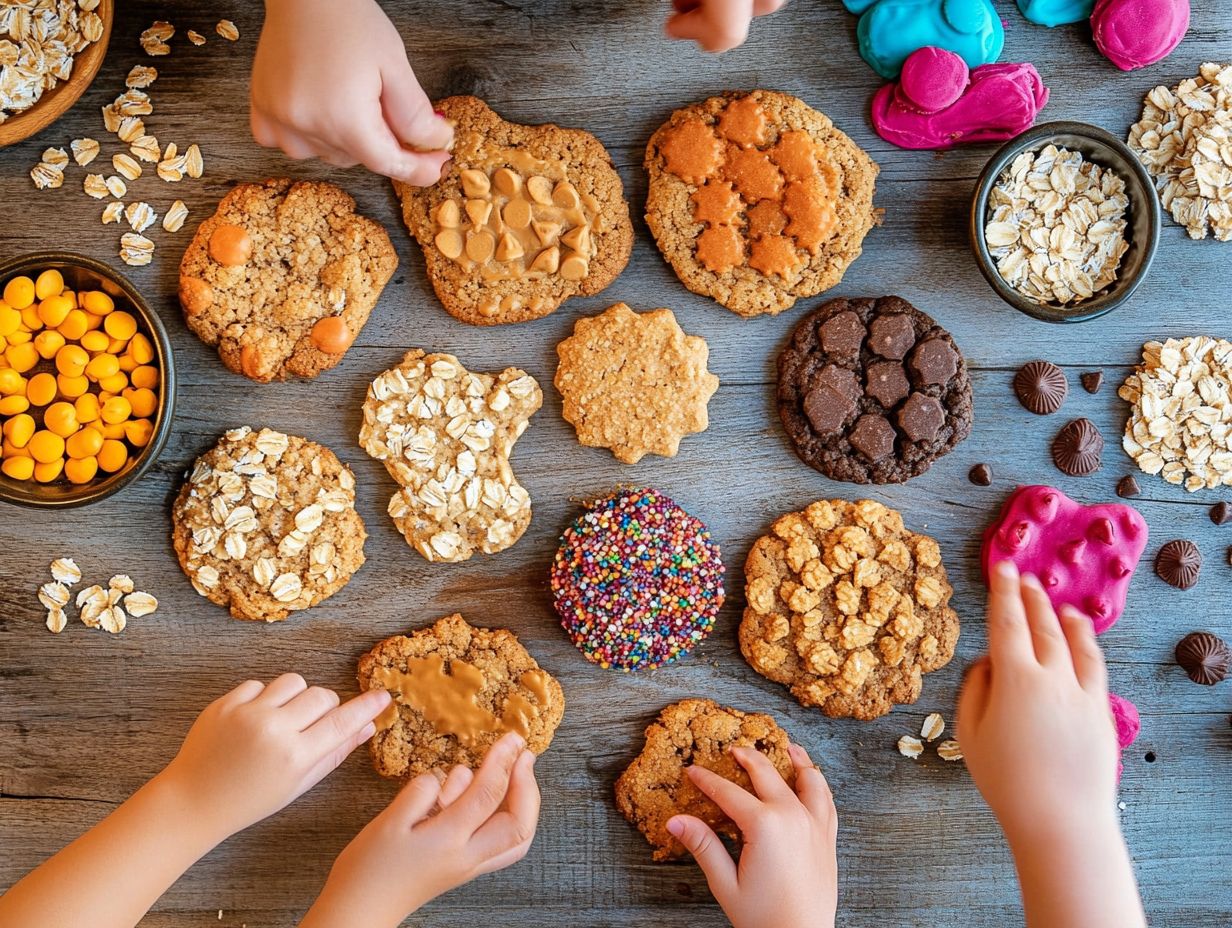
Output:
top-left (555, 303), bottom-right (719, 464)
top-left (171, 427), bottom-right (366, 622)
top-left (178, 179), bottom-right (397, 382)
top-left (359, 349), bottom-right (541, 563)
top-left (394, 96), bottom-right (633, 325)
top-left (739, 498), bottom-right (959, 720)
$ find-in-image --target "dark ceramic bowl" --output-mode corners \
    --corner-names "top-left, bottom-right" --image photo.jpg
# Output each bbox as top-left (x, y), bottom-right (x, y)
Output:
top-left (970, 121), bottom-right (1161, 324)
top-left (0, 252), bottom-right (175, 509)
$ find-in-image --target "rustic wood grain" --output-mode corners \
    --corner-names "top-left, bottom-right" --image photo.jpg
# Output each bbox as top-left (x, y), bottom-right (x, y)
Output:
top-left (2, 2), bottom-right (1231, 925)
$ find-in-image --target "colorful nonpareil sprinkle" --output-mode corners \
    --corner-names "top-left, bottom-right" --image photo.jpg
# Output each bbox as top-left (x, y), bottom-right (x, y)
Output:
top-left (550, 487), bottom-right (724, 671)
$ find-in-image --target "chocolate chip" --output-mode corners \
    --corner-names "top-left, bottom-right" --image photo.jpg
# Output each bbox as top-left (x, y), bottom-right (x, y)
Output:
top-left (1155, 539), bottom-right (1201, 590)
top-left (1081, 370), bottom-right (1104, 394)
top-left (1013, 360), bottom-right (1068, 415)
top-left (968, 463), bottom-right (992, 486)
top-left (1175, 631), bottom-right (1230, 685)
top-left (1211, 502), bottom-right (1232, 525)
top-left (804, 385), bottom-right (857, 435)
top-left (1051, 418), bottom-right (1103, 476)
top-left (865, 361), bottom-right (910, 408)
top-left (849, 414), bottom-right (896, 461)
top-left (818, 311), bottom-right (866, 359)
top-left (1116, 475), bottom-right (1141, 498)
top-left (868, 314), bottom-right (916, 360)
top-left (897, 393), bottom-right (945, 443)
top-left (909, 337), bottom-right (959, 386)
top-left (815, 364), bottom-right (861, 403)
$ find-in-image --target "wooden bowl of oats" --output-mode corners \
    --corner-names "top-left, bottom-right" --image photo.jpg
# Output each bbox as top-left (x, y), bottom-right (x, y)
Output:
top-left (0, 0), bottom-right (113, 148)
top-left (970, 121), bottom-right (1161, 324)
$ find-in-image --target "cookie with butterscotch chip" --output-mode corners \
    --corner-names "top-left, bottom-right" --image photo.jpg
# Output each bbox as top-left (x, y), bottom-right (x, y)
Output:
top-left (358, 613), bottom-right (565, 780)
top-left (645, 90), bottom-right (880, 317)
top-left (393, 96), bottom-right (633, 325)
top-left (739, 499), bottom-right (958, 720)
top-left (615, 699), bottom-right (797, 861)
top-left (178, 179), bottom-right (397, 383)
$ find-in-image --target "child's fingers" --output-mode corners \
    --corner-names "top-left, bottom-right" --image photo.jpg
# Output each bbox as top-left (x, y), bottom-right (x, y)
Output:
top-left (956, 656), bottom-right (992, 742)
top-left (218, 678), bottom-right (266, 708)
top-left (351, 102), bottom-right (448, 185)
top-left (665, 0), bottom-right (754, 52)
top-left (469, 751), bottom-right (540, 868)
top-left (391, 772), bottom-right (445, 826)
top-left (304, 687), bottom-right (390, 753)
top-left (256, 672), bottom-right (309, 706)
top-left (753, 0), bottom-right (787, 12)
top-left (437, 764), bottom-right (475, 809)
top-left (380, 62), bottom-right (454, 152)
top-left (731, 745), bottom-right (794, 803)
top-left (1059, 606), bottom-right (1108, 695)
top-left (685, 764), bottom-right (761, 828)
top-left (442, 732), bottom-right (525, 832)
top-left (1019, 573), bottom-right (1072, 671)
top-left (787, 743), bottom-right (835, 821)
top-left (283, 685), bottom-right (341, 729)
top-left (986, 560), bottom-right (1035, 669)
top-left (666, 815), bottom-right (738, 900)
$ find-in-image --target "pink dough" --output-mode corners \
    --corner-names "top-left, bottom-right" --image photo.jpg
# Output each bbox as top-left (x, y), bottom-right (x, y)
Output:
top-left (1109, 692), bottom-right (1141, 781)
top-left (872, 47), bottom-right (1049, 150)
top-left (981, 486), bottom-right (1148, 634)
top-left (1091, 0), bottom-right (1190, 71)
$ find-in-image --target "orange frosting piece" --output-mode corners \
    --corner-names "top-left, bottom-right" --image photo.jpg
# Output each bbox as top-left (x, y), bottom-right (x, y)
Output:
top-left (783, 178), bottom-right (838, 254)
top-left (748, 234), bottom-right (804, 279)
top-left (723, 146), bottom-right (784, 203)
top-left (697, 225), bottom-right (745, 274)
top-left (746, 199), bottom-right (787, 239)
top-left (660, 118), bottom-right (724, 184)
top-left (691, 180), bottom-right (743, 226)
top-left (770, 130), bottom-right (819, 181)
top-left (718, 95), bottom-right (769, 147)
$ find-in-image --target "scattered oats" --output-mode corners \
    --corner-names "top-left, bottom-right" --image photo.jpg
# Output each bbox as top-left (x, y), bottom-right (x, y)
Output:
top-left (119, 232), bottom-right (154, 267)
top-left (126, 65), bottom-right (158, 89)
top-left (116, 90), bottom-right (152, 117)
top-left (105, 175), bottom-right (127, 198)
top-left (76, 584), bottom-right (106, 609)
top-left (163, 141), bottom-right (178, 161)
top-left (124, 591), bottom-right (158, 617)
top-left (112, 152), bottom-right (142, 181)
top-left (50, 558), bottom-right (81, 585)
top-left (71, 137), bottom-right (100, 166)
top-left (46, 607), bottom-right (67, 634)
top-left (937, 740), bottom-right (964, 762)
top-left (216, 20), bottom-right (239, 42)
top-left (920, 712), bottom-right (945, 742)
top-left (42, 147), bottom-right (68, 169)
top-left (187, 29), bottom-right (206, 46)
top-left (101, 201), bottom-right (124, 224)
top-left (30, 162), bottom-right (64, 190)
top-left (140, 21), bottom-right (174, 56)
top-left (108, 574), bottom-right (135, 594)
top-left (130, 134), bottom-right (161, 163)
top-left (102, 104), bottom-right (121, 133)
top-left (184, 143), bottom-right (203, 179)
top-left (157, 156), bottom-right (184, 183)
top-left (163, 199), bottom-right (188, 233)
top-left (116, 116), bottom-right (145, 143)
top-left (897, 735), bottom-right (924, 760)
top-left (38, 582), bottom-right (70, 611)
top-left (98, 604), bottom-right (126, 634)
top-left (125, 201), bottom-right (156, 233)
top-left (0, 0), bottom-right (106, 121)
top-left (83, 173), bottom-right (109, 199)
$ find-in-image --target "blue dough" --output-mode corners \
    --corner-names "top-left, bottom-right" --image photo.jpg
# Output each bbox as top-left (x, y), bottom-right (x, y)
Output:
top-left (842, 0), bottom-right (880, 11)
top-left (1017, 0), bottom-right (1094, 26)
top-left (854, 0), bottom-right (1005, 79)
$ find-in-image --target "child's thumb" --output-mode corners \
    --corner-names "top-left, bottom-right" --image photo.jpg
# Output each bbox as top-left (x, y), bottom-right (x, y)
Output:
top-left (666, 815), bottom-right (738, 899)
top-left (380, 61), bottom-right (453, 153)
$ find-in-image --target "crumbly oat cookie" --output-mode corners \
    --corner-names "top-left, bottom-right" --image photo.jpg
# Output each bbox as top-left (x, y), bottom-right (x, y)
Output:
top-left (554, 303), bottom-right (719, 464)
top-left (178, 179), bottom-right (397, 382)
top-left (615, 699), bottom-right (795, 861)
top-left (393, 96), bottom-right (633, 325)
top-left (645, 90), bottom-right (879, 317)
top-left (172, 427), bottom-right (366, 622)
top-left (739, 498), bottom-right (959, 720)
top-left (359, 349), bottom-right (541, 562)
top-left (358, 613), bottom-right (564, 780)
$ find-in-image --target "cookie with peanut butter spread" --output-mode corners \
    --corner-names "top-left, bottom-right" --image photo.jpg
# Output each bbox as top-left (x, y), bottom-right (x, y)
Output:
top-left (645, 90), bottom-right (880, 317)
top-left (615, 699), bottom-right (796, 861)
top-left (178, 179), bottom-right (397, 383)
top-left (358, 613), bottom-right (565, 780)
top-left (739, 499), bottom-right (958, 720)
top-left (394, 96), bottom-right (633, 325)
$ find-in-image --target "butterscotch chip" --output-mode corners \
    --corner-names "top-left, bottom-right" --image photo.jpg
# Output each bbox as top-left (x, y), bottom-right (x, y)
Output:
top-left (615, 699), bottom-right (796, 861)
top-left (358, 613), bottom-right (564, 780)
top-left (555, 303), bottom-right (719, 464)
top-left (393, 96), bottom-right (633, 325)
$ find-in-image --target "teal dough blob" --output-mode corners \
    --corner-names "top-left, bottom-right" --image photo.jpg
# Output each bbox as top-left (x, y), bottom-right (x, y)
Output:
top-left (1016, 0), bottom-right (1095, 26)
top-left (854, 0), bottom-right (1005, 79)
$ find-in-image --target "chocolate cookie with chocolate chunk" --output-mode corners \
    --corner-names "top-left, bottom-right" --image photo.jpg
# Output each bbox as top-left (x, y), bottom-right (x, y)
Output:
top-left (777, 296), bottom-right (973, 484)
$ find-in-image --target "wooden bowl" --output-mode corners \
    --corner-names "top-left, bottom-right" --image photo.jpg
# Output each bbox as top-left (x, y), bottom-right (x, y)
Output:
top-left (0, 0), bottom-right (114, 148)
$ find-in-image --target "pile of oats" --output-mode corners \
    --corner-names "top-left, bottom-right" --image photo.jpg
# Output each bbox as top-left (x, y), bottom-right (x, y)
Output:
top-left (1129, 63), bottom-right (1232, 242)
top-left (985, 144), bottom-right (1130, 306)
top-left (39, 557), bottom-right (158, 635)
top-left (897, 712), bottom-right (962, 762)
top-left (0, 0), bottom-right (105, 124)
top-left (1119, 336), bottom-right (1232, 492)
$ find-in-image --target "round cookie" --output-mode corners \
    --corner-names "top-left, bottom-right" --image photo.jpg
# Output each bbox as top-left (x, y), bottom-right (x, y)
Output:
top-left (644, 90), bottom-right (879, 317)
top-left (550, 488), bottom-right (725, 671)
top-left (615, 699), bottom-right (796, 861)
top-left (777, 296), bottom-right (973, 484)
top-left (171, 427), bottom-right (366, 622)
top-left (358, 613), bottom-right (565, 780)
top-left (394, 95), bottom-right (634, 326)
top-left (739, 498), bottom-right (959, 720)
top-left (178, 179), bottom-right (398, 383)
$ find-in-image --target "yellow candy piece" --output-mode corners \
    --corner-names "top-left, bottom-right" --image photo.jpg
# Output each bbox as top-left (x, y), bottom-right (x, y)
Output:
top-left (128, 332), bottom-right (155, 364)
top-left (56, 374), bottom-right (89, 399)
top-left (99, 421), bottom-right (127, 440)
top-left (28, 429), bottom-right (64, 463)
top-left (124, 387), bottom-right (157, 418)
top-left (26, 372), bottom-right (57, 406)
top-left (1, 455), bottom-right (34, 480)
top-left (124, 418), bottom-right (154, 447)
top-left (85, 353), bottom-right (120, 381)
top-left (34, 458), bottom-right (64, 483)
top-left (6, 342), bottom-right (38, 373)
top-left (34, 269), bottom-right (64, 301)
top-left (66, 426), bottom-right (103, 459)
top-left (3, 276), bottom-right (35, 310)
top-left (33, 329), bottom-right (65, 360)
top-left (65, 455), bottom-right (98, 484)
top-left (104, 311), bottom-right (137, 341)
top-left (57, 309), bottom-right (89, 341)
top-left (19, 305), bottom-right (42, 331)
top-left (0, 368), bottom-right (24, 395)
top-left (0, 394), bottom-right (29, 416)
top-left (131, 365), bottom-right (159, 390)
top-left (81, 290), bottom-right (114, 315)
top-left (0, 304), bottom-right (20, 338)
top-left (106, 336), bottom-right (128, 354)
top-left (80, 330), bottom-right (109, 353)
top-left (37, 294), bottom-right (73, 328)
top-left (44, 401), bottom-right (78, 438)
top-left (99, 372), bottom-right (129, 394)
top-left (97, 439), bottom-right (128, 473)
top-left (55, 344), bottom-right (89, 377)
top-left (101, 395), bottom-right (132, 424)
top-left (118, 354), bottom-right (138, 373)
top-left (6, 330), bottom-right (30, 346)
top-left (83, 311), bottom-right (104, 331)
top-left (4, 412), bottom-right (35, 447)
top-left (73, 393), bottom-right (100, 424)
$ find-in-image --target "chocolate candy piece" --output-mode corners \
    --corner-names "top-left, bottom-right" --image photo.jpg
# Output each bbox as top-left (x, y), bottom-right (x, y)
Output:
top-left (968, 463), bottom-right (992, 486)
top-left (1211, 501), bottom-right (1232, 525)
top-left (868, 313), bottom-right (916, 359)
top-left (819, 311), bottom-right (866, 359)
top-left (804, 385), bottom-right (857, 435)
top-left (1116, 475), bottom-right (1141, 498)
top-left (1013, 360), bottom-right (1068, 414)
top-left (910, 338), bottom-right (959, 386)
top-left (1081, 370), bottom-right (1104, 394)
top-left (898, 393), bottom-right (945, 443)
top-left (1051, 418), bottom-right (1103, 476)
top-left (850, 414), bottom-right (896, 461)
top-left (1155, 539), bottom-right (1201, 590)
top-left (1175, 631), bottom-right (1230, 685)
top-left (865, 360), bottom-right (910, 408)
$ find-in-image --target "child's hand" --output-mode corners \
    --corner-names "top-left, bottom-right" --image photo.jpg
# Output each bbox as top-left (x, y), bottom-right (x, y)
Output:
top-left (159, 674), bottom-right (391, 837)
top-left (666, 743), bottom-right (837, 928)
top-left (665, 0), bottom-right (788, 53)
top-left (251, 0), bottom-right (452, 184)
top-left (300, 732), bottom-right (540, 928)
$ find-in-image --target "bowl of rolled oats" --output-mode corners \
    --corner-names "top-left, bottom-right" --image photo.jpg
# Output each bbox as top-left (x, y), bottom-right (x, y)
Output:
top-left (0, 0), bottom-right (112, 148)
top-left (970, 121), bottom-right (1161, 324)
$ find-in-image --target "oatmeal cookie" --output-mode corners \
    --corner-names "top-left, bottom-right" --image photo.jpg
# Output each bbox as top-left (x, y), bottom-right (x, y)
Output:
top-left (171, 427), bottom-right (366, 622)
top-left (740, 499), bottom-right (958, 720)
top-left (645, 90), bottom-right (879, 317)
top-left (615, 699), bottom-right (796, 861)
top-left (178, 179), bottom-right (397, 382)
top-left (358, 613), bottom-right (565, 780)
top-left (394, 96), bottom-right (633, 325)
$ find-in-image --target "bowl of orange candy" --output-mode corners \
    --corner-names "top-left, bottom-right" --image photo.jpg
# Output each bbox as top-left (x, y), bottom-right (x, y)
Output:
top-left (0, 253), bottom-right (175, 508)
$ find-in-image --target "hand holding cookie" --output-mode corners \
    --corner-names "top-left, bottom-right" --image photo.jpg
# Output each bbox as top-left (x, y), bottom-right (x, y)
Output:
top-left (251, 0), bottom-right (452, 184)
top-left (666, 743), bottom-right (837, 928)
top-left (665, 0), bottom-right (788, 53)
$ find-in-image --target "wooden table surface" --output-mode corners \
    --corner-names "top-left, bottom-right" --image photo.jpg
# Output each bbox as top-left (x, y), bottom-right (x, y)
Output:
top-left (2, 2), bottom-right (1230, 926)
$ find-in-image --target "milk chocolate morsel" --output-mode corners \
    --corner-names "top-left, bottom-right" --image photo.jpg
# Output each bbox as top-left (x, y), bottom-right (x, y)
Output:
top-left (1013, 360), bottom-right (1068, 414)
top-left (850, 414), bottom-right (896, 461)
top-left (1051, 418), bottom-right (1103, 476)
top-left (818, 311), bottom-right (866, 359)
top-left (1155, 539), bottom-right (1201, 590)
top-left (1174, 631), bottom-right (1230, 685)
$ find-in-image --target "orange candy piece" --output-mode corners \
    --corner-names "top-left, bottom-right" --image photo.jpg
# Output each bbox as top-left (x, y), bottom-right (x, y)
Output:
top-left (746, 199), bottom-right (788, 239)
top-left (770, 130), bottom-right (820, 181)
top-left (723, 147), bottom-right (784, 203)
top-left (209, 224), bottom-right (253, 266)
top-left (690, 181), bottom-right (743, 227)
top-left (782, 179), bottom-right (838, 254)
top-left (717, 95), bottom-right (769, 148)
top-left (310, 316), bottom-right (351, 354)
top-left (696, 225), bottom-right (746, 275)
top-left (658, 118), bottom-right (724, 185)
top-left (748, 234), bottom-right (805, 280)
